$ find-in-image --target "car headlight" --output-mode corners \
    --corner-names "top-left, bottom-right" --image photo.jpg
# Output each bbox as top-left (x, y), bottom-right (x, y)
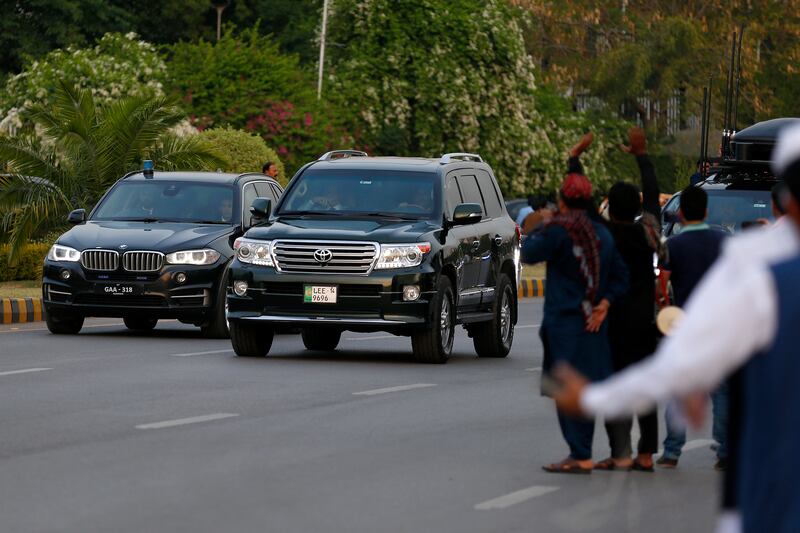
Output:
top-left (47, 244), bottom-right (81, 262)
top-left (234, 238), bottom-right (273, 266)
top-left (165, 249), bottom-right (221, 265)
top-left (374, 242), bottom-right (431, 270)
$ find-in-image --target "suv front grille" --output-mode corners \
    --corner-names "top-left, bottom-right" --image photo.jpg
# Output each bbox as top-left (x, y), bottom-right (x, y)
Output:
top-left (81, 250), bottom-right (119, 271)
top-left (272, 241), bottom-right (379, 275)
top-left (122, 251), bottom-right (164, 272)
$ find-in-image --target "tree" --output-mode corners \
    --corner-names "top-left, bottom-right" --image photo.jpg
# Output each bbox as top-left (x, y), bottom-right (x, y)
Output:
top-left (0, 32), bottom-right (167, 135)
top-left (0, 82), bottom-right (225, 261)
top-left (199, 127), bottom-right (286, 183)
top-left (325, 0), bottom-right (629, 196)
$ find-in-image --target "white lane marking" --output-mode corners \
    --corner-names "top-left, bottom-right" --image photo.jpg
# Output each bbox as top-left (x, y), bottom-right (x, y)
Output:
top-left (353, 383), bottom-right (437, 396)
top-left (683, 438), bottom-right (716, 451)
top-left (525, 367), bottom-right (542, 372)
top-left (136, 413), bottom-right (239, 430)
top-left (344, 335), bottom-right (400, 341)
top-left (517, 324), bottom-right (541, 329)
top-left (0, 367), bottom-right (52, 377)
top-left (475, 485), bottom-right (560, 510)
top-left (171, 349), bottom-right (233, 357)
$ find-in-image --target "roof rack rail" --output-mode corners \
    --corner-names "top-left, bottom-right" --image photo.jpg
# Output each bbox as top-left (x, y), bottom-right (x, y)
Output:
top-left (440, 152), bottom-right (483, 164)
top-left (318, 150), bottom-right (369, 161)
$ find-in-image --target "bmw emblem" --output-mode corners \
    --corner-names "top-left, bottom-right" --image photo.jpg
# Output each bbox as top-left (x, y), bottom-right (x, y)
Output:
top-left (119, 244), bottom-right (128, 250)
top-left (313, 248), bottom-right (333, 264)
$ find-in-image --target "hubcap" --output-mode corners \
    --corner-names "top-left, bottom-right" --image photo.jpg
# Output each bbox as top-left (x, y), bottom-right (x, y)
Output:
top-left (500, 289), bottom-right (512, 344)
top-left (440, 295), bottom-right (453, 351)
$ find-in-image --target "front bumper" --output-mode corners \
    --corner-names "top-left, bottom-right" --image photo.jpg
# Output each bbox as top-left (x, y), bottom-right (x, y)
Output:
top-left (42, 260), bottom-right (226, 320)
top-left (227, 261), bottom-right (439, 332)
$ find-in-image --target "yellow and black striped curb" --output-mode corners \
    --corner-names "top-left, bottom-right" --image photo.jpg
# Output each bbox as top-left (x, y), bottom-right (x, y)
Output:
top-left (0, 298), bottom-right (45, 324)
top-left (518, 278), bottom-right (545, 298)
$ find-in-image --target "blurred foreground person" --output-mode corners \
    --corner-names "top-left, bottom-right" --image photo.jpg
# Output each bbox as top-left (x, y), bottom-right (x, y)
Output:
top-left (522, 136), bottom-right (628, 474)
top-left (596, 128), bottom-right (663, 472)
top-left (552, 122), bottom-right (800, 532)
top-left (658, 186), bottom-right (729, 470)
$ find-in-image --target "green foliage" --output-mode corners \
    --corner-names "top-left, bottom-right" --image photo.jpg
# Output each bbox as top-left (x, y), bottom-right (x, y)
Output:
top-left (165, 26), bottom-right (315, 129)
top-left (0, 243), bottom-right (50, 282)
top-left (0, 82), bottom-right (225, 263)
top-left (326, 0), bottom-right (633, 196)
top-left (0, 32), bottom-right (167, 135)
top-left (199, 127), bottom-right (286, 184)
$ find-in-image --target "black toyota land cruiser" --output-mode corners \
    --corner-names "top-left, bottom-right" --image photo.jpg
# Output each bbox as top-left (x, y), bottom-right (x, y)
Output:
top-left (227, 151), bottom-right (521, 363)
top-left (42, 163), bottom-right (283, 336)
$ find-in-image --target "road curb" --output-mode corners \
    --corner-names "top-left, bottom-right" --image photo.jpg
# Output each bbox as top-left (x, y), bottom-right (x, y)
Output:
top-left (0, 297), bottom-right (45, 324)
top-left (518, 278), bottom-right (545, 299)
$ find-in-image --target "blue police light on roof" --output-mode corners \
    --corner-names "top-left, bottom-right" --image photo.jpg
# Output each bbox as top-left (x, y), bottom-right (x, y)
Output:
top-left (143, 159), bottom-right (154, 178)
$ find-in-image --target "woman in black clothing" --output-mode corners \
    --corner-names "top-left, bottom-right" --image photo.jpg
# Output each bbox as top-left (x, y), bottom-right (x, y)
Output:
top-left (571, 129), bottom-right (663, 471)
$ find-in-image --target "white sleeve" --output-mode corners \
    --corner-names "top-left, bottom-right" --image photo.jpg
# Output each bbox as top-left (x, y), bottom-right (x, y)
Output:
top-left (581, 256), bottom-right (778, 419)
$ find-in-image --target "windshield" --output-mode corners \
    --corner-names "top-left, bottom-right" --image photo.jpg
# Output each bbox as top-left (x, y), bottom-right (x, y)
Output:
top-left (666, 189), bottom-right (773, 234)
top-left (92, 181), bottom-right (235, 224)
top-left (278, 170), bottom-right (441, 218)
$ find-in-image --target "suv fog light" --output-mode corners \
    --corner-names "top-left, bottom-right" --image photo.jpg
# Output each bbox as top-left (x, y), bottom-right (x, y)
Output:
top-left (233, 280), bottom-right (249, 296)
top-left (403, 285), bottom-right (421, 301)
top-left (60, 269), bottom-right (71, 280)
top-left (175, 272), bottom-right (187, 284)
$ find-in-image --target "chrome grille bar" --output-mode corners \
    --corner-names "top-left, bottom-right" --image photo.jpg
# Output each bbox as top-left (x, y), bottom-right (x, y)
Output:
top-left (122, 251), bottom-right (164, 272)
top-left (80, 249), bottom-right (119, 271)
top-left (272, 240), bottom-right (379, 275)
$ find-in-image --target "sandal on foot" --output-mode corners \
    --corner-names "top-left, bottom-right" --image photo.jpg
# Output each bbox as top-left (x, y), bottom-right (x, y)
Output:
top-left (542, 459), bottom-right (592, 475)
top-left (632, 461), bottom-right (655, 472)
top-left (593, 458), bottom-right (632, 472)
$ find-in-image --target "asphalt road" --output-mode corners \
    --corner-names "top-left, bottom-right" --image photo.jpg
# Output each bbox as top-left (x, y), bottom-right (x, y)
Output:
top-left (0, 300), bottom-right (720, 533)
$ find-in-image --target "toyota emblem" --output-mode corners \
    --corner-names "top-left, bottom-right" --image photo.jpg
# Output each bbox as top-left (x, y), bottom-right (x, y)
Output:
top-left (313, 248), bottom-right (333, 264)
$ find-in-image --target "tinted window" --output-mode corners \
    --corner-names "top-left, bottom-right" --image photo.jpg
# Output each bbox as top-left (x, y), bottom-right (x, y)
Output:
top-left (92, 181), bottom-right (234, 224)
top-left (477, 171), bottom-right (503, 218)
top-left (445, 175), bottom-right (463, 216)
top-left (271, 184), bottom-right (283, 199)
top-left (278, 170), bottom-right (441, 218)
top-left (242, 183), bottom-right (258, 223)
top-left (456, 175), bottom-right (485, 214)
top-left (666, 189), bottom-right (773, 234)
top-left (253, 181), bottom-right (275, 200)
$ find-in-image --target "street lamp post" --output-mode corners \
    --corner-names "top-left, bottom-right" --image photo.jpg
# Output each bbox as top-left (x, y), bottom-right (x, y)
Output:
top-left (212, 0), bottom-right (230, 42)
top-left (317, 0), bottom-right (330, 100)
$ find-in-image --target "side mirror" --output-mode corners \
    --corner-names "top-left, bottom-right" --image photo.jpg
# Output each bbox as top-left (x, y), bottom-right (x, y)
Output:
top-left (249, 197), bottom-right (272, 221)
top-left (449, 203), bottom-right (483, 226)
top-left (67, 209), bottom-right (86, 225)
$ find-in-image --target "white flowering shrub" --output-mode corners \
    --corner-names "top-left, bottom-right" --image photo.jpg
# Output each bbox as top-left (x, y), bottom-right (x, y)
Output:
top-left (0, 33), bottom-right (166, 131)
top-left (328, 0), bottom-right (631, 196)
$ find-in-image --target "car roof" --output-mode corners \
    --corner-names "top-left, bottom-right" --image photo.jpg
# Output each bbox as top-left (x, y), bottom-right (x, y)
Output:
top-left (733, 117), bottom-right (800, 144)
top-left (307, 156), bottom-right (491, 174)
top-left (122, 171), bottom-right (274, 185)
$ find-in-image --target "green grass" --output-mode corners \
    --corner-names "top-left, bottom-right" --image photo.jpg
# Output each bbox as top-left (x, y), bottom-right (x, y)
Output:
top-left (0, 280), bottom-right (42, 299)
top-left (522, 263), bottom-right (545, 279)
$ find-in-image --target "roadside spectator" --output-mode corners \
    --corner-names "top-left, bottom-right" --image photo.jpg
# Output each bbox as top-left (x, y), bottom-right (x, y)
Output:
top-left (690, 159), bottom-right (711, 185)
top-left (551, 121), bottom-right (800, 533)
top-left (262, 161), bottom-right (279, 179)
top-left (593, 128), bottom-right (663, 472)
top-left (521, 134), bottom-right (629, 474)
top-left (515, 195), bottom-right (537, 226)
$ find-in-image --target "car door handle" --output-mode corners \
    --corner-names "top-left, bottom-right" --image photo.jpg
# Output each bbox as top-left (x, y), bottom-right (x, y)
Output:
top-left (471, 240), bottom-right (481, 251)
top-left (493, 235), bottom-right (503, 247)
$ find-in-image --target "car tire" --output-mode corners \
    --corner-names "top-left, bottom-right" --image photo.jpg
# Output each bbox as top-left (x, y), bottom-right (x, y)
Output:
top-left (123, 316), bottom-right (158, 331)
top-left (472, 274), bottom-right (515, 358)
top-left (202, 266), bottom-right (231, 339)
top-left (230, 321), bottom-right (274, 357)
top-left (301, 329), bottom-right (341, 351)
top-left (45, 311), bottom-right (84, 335)
top-left (411, 276), bottom-right (455, 364)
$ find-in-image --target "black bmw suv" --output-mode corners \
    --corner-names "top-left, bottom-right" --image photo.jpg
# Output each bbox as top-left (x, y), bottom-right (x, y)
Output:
top-left (227, 151), bottom-right (521, 363)
top-left (42, 164), bottom-right (283, 336)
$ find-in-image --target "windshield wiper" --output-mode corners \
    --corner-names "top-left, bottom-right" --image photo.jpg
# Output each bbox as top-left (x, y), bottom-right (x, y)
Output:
top-left (278, 210), bottom-right (347, 217)
top-left (191, 220), bottom-right (230, 225)
top-left (361, 212), bottom-right (421, 220)
top-left (114, 217), bottom-right (160, 223)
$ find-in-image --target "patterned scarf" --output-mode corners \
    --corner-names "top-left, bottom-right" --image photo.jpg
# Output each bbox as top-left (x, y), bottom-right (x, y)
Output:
top-left (548, 210), bottom-right (601, 321)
